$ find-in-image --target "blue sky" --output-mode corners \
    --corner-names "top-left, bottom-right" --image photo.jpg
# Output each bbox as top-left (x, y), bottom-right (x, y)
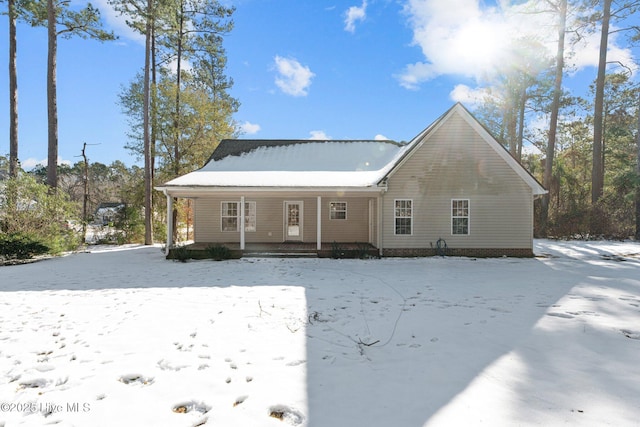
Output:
top-left (0, 0), bottom-right (638, 170)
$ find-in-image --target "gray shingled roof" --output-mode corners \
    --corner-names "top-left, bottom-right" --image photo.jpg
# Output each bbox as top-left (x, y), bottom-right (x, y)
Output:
top-left (200, 139), bottom-right (406, 172)
top-left (207, 139), bottom-right (404, 163)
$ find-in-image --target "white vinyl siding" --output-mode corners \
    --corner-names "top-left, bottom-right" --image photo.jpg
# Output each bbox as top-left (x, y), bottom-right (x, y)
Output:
top-left (394, 199), bottom-right (413, 235)
top-left (451, 199), bottom-right (469, 235)
top-left (382, 110), bottom-right (534, 249)
top-left (196, 195), bottom-right (375, 244)
top-left (329, 201), bottom-right (347, 220)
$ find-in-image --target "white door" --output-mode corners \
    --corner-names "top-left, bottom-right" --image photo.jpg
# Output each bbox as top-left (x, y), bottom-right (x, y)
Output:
top-left (284, 201), bottom-right (303, 241)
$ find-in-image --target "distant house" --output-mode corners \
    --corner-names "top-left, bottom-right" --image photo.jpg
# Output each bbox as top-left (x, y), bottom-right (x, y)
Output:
top-left (94, 202), bottom-right (125, 226)
top-left (157, 103), bottom-right (546, 257)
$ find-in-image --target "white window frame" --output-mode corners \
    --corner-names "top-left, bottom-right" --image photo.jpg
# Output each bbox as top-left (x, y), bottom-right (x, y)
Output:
top-left (221, 201), bottom-right (257, 232)
top-left (329, 201), bottom-right (347, 220)
top-left (451, 199), bottom-right (470, 235)
top-left (244, 201), bottom-right (257, 232)
top-left (394, 199), bottom-right (413, 235)
top-left (221, 201), bottom-right (238, 232)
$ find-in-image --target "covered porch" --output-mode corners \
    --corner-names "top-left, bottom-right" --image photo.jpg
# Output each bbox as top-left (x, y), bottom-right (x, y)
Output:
top-left (162, 189), bottom-right (385, 257)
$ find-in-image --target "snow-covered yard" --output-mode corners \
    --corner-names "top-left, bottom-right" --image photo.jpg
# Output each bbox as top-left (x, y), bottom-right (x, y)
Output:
top-left (1, 240), bottom-right (639, 427)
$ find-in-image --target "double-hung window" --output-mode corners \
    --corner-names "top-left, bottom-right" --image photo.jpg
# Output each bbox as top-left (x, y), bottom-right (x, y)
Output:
top-left (244, 202), bottom-right (257, 232)
top-left (221, 201), bottom-right (256, 232)
top-left (452, 199), bottom-right (469, 235)
top-left (329, 202), bottom-right (347, 220)
top-left (394, 199), bottom-right (413, 235)
top-left (221, 202), bottom-right (238, 232)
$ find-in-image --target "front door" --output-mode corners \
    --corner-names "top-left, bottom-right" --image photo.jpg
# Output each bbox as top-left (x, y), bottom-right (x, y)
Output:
top-left (284, 201), bottom-right (303, 241)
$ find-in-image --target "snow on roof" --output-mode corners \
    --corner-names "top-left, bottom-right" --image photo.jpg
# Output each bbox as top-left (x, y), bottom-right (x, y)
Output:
top-left (159, 104), bottom-right (546, 194)
top-left (163, 140), bottom-right (408, 188)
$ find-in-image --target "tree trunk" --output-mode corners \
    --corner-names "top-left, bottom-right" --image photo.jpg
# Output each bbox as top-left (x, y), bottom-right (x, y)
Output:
top-left (635, 91), bottom-right (640, 241)
top-left (517, 85), bottom-right (527, 162)
top-left (143, 0), bottom-right (154, 245)
top-left (47, 0), bottom-right (59, 189)
top-left (81, 142), bottom-right (88, 242)
top-left (174, 1), bottom-right (184, 177)
top-left (540, 0), bottom-right (567, 236)
top-left (9, 0), bottom-right (19, 178)
top-left (151, 21), bottom-right (157, 186)
top-left (507, 100), bottom-right (518, 157)
top-left (172, 1), bottom-right (185, 241)
top-left (592, 0), bottom-right (611, 205)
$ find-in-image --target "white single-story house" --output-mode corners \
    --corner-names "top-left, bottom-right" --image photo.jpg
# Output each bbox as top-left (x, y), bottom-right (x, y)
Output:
top-left (93, 202), bottom-right (125, 226)
top-left (157, 103), bottom-right (546, 257)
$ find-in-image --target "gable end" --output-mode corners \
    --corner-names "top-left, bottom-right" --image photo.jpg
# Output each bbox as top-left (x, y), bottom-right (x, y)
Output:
top-left (382, 103), bottom-right (546, 195)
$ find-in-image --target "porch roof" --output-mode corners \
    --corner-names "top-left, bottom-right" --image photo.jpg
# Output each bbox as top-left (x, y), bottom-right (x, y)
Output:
top-left (157, 139), bottom-right (409, 191)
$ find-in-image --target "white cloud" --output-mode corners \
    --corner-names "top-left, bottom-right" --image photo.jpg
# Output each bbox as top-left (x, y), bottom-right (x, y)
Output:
top-left (93, 0), bottom-right (144, 44)
top-left (374, 134), bottom-right (389, 140)
top-left (239, 121), bottom-right (261, 135)
top-left (449, 84), bottom-right (493, 107)
top-left (21, 158), bottom-right (45, 170)
top-left (274, 56), bottom-right (315, 97)
top-left (398, 0), bottom-right (638, 89)
top-left (22, 157), bottom-right (71, 171)
top-left (309, 130), bottom-right (330, 140)
top-left (569, 29), bottom-right (636, 74)
top-left (399, 0), bottom-right (529, 88)
top-left (344, 1), bottom-right (367, 33)
top-left (164, 57), bottom-right (193, 75)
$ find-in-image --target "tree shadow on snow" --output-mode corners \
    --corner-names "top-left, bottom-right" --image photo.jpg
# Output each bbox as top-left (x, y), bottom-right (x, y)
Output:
top-left (2, 245), bottom-right (638, 426)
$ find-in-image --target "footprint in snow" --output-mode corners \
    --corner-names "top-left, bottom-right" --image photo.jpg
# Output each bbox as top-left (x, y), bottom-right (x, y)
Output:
top-left (233, 395), bottom-right (248, 407)
top-left (621, 329), bottom-right (640, 340)
top-left (547, 312), bottom-right (574, 319)
top-left (118, 374), bottom-right (154, 385)
top-left (269, 405), bottom-right (305, 425)
top-left (157, 359), bottom-right (188, 371)
top-left (18, 378), bottom-right (49, 389)
top-left (172, 400), bottom-right (210, 414)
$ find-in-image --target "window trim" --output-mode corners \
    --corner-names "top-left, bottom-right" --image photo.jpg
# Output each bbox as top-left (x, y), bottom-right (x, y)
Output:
top-left (451, 199), bottom-right (470, 236)
top-left (394, 199), bottom-right (413, 236)
top-left (244, 201), bottom-right (257, 233)
top-left (221, 201), bottom-right (238, 232)
top-left (329, 201), bottom-right (348, 220)
top-left (221, 201), bottom-right (257, 232)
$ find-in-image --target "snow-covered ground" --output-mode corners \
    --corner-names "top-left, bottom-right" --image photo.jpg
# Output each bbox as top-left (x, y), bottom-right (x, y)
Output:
top-left (1, 240), bottom-right (639, 427)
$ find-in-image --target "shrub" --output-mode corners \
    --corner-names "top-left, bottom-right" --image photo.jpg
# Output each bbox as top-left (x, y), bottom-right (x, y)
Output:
top-left (205, 244), bottom-right (232, 261)
top-left (355, 242), bottom-right (374, 259)
top-left (0, 175), bottom-right (80, 254)
top-left (172, 245), bottom-right (191, 263)
top-left (0, 233), bottom-right (49, 260)
top-left (113, 205), bottom-right (145, 244)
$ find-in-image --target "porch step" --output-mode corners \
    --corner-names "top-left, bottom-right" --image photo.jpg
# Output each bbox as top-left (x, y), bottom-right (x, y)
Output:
top-left (243, 251), bottom-right (318, 258)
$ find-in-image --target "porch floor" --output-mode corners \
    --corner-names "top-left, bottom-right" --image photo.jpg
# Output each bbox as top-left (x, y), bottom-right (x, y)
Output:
top-left (179, 242), bottom-right (378, 258)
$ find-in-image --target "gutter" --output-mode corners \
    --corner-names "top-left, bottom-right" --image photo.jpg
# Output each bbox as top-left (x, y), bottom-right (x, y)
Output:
top-left (155, 185), bottom-right (388, 195)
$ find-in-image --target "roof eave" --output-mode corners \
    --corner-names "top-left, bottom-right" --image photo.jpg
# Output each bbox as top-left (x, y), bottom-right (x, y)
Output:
top-left (155, 185), bottom-right (387, 195)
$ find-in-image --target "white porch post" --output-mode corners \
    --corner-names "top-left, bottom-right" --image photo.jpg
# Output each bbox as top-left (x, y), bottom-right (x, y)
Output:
top-left (240, 196), bottom-right (245, 250)
top-left (317, 196), bottom-right (322, 250)
top-left (377, 195), bottom-right (383, 257)
top-left (165, 192), bottom-right (173, 255)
